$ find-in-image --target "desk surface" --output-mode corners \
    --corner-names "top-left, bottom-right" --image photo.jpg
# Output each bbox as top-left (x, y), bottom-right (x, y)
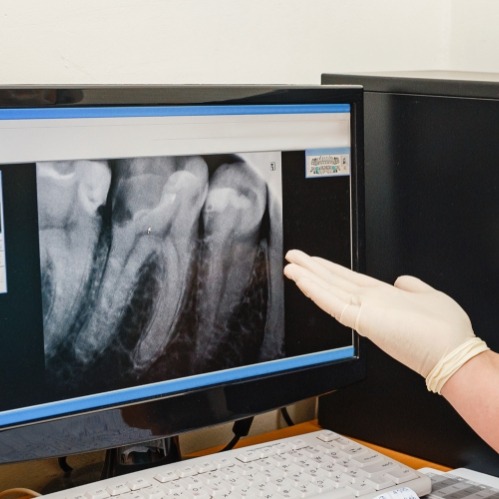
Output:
top-left (0, 420), bottom-right (451, 494)
top-left (199, 421), bottom-right (451, 472)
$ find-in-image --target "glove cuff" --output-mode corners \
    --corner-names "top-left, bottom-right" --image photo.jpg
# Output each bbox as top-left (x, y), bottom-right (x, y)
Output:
top-left (426, 337), bottom-right (489, 394)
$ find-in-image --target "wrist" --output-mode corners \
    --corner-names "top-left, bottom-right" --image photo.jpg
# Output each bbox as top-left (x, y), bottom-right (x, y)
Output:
top-left (440, 349), bottom-right (499, 452)
top-left (425, 337), bottom-right (489, 394)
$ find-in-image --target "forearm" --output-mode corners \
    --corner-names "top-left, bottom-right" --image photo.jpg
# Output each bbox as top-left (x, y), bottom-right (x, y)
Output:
top-left (441, 350), bottom-right (499, 453)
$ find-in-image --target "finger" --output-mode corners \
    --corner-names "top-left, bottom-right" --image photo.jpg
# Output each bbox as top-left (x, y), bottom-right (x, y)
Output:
top-left (284, 262), bottom-right (355, 304)
top-left (312, 256), bottom-right (382, 288)
top-left (286, 250), bottom-right (376, 293)
top-left (291, 276), bottom-right (360, 330)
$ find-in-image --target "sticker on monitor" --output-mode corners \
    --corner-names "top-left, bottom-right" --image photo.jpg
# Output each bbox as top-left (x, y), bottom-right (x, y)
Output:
top-left (305, 148), bottom-right (350, 178)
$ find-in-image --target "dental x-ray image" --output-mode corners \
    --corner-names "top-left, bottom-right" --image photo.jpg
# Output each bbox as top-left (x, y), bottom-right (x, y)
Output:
top-left (36, 153), bottom-right (284, 396)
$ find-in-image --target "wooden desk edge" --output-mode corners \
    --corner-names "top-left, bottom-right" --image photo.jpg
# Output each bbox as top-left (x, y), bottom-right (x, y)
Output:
top-left (188, 420), bottom-right (452, 472)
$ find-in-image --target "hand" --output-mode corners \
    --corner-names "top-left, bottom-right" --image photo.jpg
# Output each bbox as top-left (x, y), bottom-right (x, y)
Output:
top-left (284, 249), bottom-right (485, 383)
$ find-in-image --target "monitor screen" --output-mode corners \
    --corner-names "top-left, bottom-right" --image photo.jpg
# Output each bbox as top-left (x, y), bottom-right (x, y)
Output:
top-left (0, 85), bottom-right (365, 463)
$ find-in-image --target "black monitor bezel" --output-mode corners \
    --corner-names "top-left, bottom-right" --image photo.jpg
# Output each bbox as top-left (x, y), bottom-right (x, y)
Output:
top-left (0, 85), bottom-right (365, 463)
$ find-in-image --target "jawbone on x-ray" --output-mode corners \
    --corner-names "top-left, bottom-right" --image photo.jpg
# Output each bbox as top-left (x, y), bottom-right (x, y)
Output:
top-left (37, 153), bottom-right (284, 393)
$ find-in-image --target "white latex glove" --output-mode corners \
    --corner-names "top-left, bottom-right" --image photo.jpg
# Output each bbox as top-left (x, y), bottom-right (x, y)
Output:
top-left (284, 249), bottom-right (488, 393)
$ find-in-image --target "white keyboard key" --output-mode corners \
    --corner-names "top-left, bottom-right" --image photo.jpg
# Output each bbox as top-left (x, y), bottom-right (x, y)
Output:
top-left (258, 446), bottom-right (278, 459)
top-left (350, 452), bottom-right (383, 467)
top-left (118, 493), bottom-right (144, 499)
top-left (293, 479), bottom-right (321, 496)
top-left (314, 477), bottom-right (336, 493)
top-left (275, 479), bottom-right (303, 498)
top-left (254, 458), bottom-right (277, 471)
top-left (307, 467), bottom-right (331, 481)
top-left (333, 437), bottom-right (357, 449)
top-left (326, 488), bottom-right (360, 499)
top-left (317, 430), bottom-right (342, 442)
top-left (140, 487), bottom-right (167, 499)
top-left (342, 444), bottom-right (368, 456)
top-left (216, 457), bottom-right (235, 469)
top-left (106, 484), bottom-right (131, 496)
top-left (362, 459), bottom-right (397, 476)
top-left (258, 483), bottom-right (289, 498)
top-left (162, 481), bottom-right (185, 494)
top-left (330, 449), bottom-right (350, 460)
top-left (153, 470), bottom-right (179, 483)
top-left (319, 461), bottom-right (338, 476)
top-left (204, 481), bottom-right (232, 497)
top-left (279, 462), bottom-right (302, 475)
top-left (330, 472), bottom-right (355, 488)
top-left (385, 467), bottom-right (419, 484)
top-left (271, 453), bottom-right (293, 466)
top-left (336, 459), bottom-right (363, 473)
top-left (178, 465), bottom-right (198, 477)
top-left (85, 489), bottom-right (110, 499)
top-left (218, 465), bottom-right (239, 477)
top-left (237, 449), bottom-right (262, 463)
top-left (196, 461), bottom-right (217, 473)
top-left (127, 478), bottom-right (151, 491)
top-left (185, 489), bottom-right (211, 499)
top-left (177, 476), bottom-right (205, 490)
top-left (365, 475), bottom-right (396, 491)
top-left (347, 481), bottom-right (377, 497)
top-left (299, 445), bottom-right (323, 458)
top-left (274, 442), bottom-right (293, 453)
top-left (290, 439), bottom-right (308, 449)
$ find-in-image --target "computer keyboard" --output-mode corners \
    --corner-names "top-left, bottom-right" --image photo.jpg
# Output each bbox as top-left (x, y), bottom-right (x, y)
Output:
top-left (45, 430), bottom-right (432, 499)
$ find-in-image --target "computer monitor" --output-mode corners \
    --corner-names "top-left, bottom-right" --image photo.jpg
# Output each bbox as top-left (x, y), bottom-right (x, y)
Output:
top-left (0, 85), bottom-right (365, 465)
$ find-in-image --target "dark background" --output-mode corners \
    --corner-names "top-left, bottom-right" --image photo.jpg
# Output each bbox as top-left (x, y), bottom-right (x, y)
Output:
top-left (283, 151), bottom-right (354, 356)
top-left (0, 163), bottom-right (45, 411)
top-left (319, 72), bottom-right (499, 474)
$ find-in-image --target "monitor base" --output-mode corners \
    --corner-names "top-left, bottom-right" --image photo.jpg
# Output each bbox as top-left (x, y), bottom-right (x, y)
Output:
top-left (41, 437), bottom-right (181, 494)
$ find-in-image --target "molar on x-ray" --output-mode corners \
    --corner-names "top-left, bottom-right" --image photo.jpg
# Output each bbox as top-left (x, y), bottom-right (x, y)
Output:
top-left (37, 153), bottom-right (284, 394)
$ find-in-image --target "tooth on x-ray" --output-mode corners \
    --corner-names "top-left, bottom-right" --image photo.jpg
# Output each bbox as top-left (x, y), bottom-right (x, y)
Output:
top-left (193, 160), bottom-right (269, 370)
top-left (37, 160), bottom-right (111, 358)
top-left (72, 156), bottom-right (209, 366)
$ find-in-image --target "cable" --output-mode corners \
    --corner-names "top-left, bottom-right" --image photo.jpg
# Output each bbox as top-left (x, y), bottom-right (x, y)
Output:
top-left (222, 416), bottom-right (254, 452)
top-left (57, 456), bottom-right (73, 473)
top-left (280, 407), bottom-right (295, 427)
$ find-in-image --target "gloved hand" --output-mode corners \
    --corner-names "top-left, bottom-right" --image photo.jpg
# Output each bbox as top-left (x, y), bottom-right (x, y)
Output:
top-left (284, 249), bottom-right (489, 393)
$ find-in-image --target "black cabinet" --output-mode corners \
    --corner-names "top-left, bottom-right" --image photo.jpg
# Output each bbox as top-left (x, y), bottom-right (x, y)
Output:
top-left (319, 72), bottom-right (499, 473)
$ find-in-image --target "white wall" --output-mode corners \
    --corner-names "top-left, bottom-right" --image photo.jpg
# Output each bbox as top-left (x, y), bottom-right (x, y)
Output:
top-left (448, 0), bottom-right (499, 72)
top-left (3, 1), bottom-right (499, 84)
top-left (0, 0), bottom-right (455, 86)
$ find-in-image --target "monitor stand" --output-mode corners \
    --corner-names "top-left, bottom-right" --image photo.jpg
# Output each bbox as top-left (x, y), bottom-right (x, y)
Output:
top-left (102, 437), bottom-right (181, 477)
top-left (41, 437), bottom-right (181, 494)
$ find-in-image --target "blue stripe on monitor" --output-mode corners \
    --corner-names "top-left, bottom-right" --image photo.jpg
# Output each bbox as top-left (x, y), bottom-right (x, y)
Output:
top-left (0, 104), bottom-right (350, 120)
top-left (0, 346), bottom-right (355, 427)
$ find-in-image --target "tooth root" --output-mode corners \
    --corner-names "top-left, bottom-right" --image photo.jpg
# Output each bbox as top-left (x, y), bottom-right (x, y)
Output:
top-left (37, 160), bottom-right (111, 357)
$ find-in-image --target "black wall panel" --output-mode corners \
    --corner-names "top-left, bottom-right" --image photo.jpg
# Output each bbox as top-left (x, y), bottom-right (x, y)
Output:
top-left (319, 72), bottom-right (499, 474)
